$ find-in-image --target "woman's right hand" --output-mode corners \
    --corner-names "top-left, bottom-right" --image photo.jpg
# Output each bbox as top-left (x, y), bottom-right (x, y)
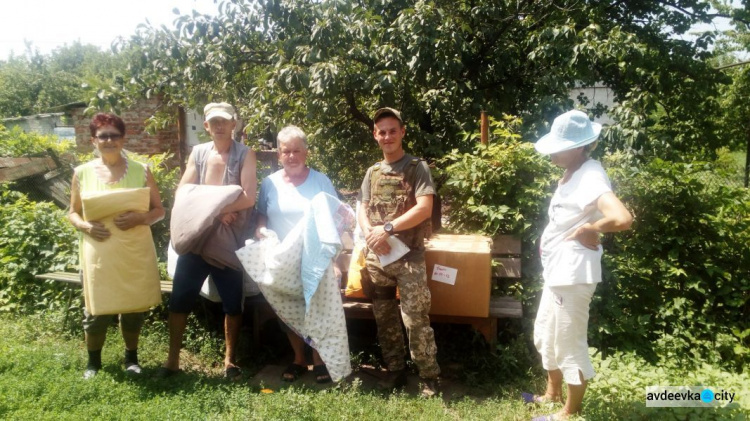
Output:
top-left (83, 221), bottom-right (111, 241)
top-left (255, 226), bottom-right (267, 240)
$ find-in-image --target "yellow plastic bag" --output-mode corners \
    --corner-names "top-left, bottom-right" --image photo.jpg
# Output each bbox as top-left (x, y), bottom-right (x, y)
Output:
top-left (344, 244), bottom-right (367, 299)
top-left (81, 188), bottom-right (161, 315)
top-left (344, 244), bottom-right (400, 300)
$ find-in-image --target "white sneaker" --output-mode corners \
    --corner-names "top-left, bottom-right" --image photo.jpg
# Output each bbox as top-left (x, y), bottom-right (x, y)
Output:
top-left (83, 367), bottom-right (98, 379)
top-left (125, 363), bottom-right (142, 375)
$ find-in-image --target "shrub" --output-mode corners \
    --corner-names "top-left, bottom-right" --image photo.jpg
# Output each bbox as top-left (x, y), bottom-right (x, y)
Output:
top-left (593, 152), bottom-right (750, 371)
top-left (0, 124), bottom-right (74, 157)
top-left (0, 187), bottom-right (78, 312)
top-left (440, 116), bottom-right (556, 238)
top-left (439, 116), bottom-right (557, 298)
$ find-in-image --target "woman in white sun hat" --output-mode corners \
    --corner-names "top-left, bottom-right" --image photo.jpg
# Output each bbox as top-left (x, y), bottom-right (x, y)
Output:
top-left (525, 110), bottom-right (633, 421)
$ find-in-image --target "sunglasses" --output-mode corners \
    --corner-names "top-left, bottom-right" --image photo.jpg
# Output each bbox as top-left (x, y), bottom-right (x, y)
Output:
top-left (95, 133), bottom-right (124, 141)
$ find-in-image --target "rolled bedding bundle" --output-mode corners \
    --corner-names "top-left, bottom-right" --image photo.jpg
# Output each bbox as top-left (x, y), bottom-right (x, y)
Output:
top-left (81, 187), bottom-right (161, 315)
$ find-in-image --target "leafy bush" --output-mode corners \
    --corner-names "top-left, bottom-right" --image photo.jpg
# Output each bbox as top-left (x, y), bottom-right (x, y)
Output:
top-left (440, 116), bottom-right (556, 237)
top-left (593, 152), bottom-right (750, 371)
top-left (0, 187), bottom-right (78, 312)
top-left (0, 124), bottom-right (74, 157)
top-left (439, 116), bottom-right (557, 298)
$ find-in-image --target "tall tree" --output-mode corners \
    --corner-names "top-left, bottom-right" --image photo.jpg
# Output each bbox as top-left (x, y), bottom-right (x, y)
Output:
top-left (122, 0), bottom-right (738, 188)
top-left (0, 42), bottom-right (121, 118)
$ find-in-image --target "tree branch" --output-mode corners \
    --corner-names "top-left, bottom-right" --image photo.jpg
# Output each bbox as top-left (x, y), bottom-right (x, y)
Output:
top-left (715, 60), bottom-right (750, 70)
top-left (345, 90), bottom-right (372, 130)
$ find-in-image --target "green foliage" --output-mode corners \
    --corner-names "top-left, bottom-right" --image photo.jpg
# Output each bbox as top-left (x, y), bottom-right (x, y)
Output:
top-left (0, 124), bottom-right (74, 157)
top-left (0, 187), bottom-right (77, 313)
top-left (439, 116), bottom-right (556, 299)
top-left (593, 152), bottom-right (750, 371)
top-left (0, 42), bottom-right (123, 118)
top-left (717, 66), bottom-right (750, 152)
top-left (440, 116), bottom-right (556, 238)
top-left (117, 0), bottom-right (744, 189)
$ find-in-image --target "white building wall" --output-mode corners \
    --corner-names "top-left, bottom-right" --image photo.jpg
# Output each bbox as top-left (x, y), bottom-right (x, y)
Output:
top-left (185, 109), bottom-right (208, 147)
top-left (569, 85), bottom-right (616, 125)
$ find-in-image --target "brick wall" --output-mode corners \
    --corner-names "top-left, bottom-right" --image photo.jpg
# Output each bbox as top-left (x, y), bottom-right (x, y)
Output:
top-left (69, 97), bottom-right (179, 158)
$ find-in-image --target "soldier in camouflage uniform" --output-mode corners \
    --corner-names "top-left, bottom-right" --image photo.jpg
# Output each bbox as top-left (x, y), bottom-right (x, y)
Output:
top-left (358, 107), bottom-right (440, 398)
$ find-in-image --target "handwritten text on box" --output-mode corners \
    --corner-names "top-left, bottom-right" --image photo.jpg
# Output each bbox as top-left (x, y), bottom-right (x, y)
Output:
top-left (431, 264), bottom-right (458, 285)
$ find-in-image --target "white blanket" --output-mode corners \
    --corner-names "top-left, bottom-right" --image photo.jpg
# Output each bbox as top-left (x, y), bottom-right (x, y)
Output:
top-left (236, 193), bottom-right (354, 381)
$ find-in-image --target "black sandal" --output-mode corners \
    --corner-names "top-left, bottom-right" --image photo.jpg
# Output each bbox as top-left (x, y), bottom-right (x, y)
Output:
top-left (224, 365), bottom-right (242, 381)
top-left (282, 363), bottom-right (307, 382)
top-left (313, 364), bottom-right (332, 384)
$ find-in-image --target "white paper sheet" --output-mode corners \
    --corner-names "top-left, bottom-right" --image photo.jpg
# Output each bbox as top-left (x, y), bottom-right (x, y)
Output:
top-left (377, 236), bottom-right (411, 266)
top-left (431, 264), bottom-right (458, 285)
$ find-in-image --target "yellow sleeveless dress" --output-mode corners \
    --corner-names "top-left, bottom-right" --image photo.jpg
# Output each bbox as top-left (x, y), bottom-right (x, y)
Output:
top-left (76, 158), bottom-right (161, 315)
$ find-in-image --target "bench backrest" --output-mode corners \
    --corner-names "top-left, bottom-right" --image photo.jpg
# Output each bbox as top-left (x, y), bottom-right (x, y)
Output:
top-left (492, 235), bottom-right (522, 279)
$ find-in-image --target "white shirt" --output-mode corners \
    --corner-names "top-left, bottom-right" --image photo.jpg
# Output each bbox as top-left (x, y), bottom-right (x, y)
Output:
top-left (540, 159), bottom-right (612, 286)
top-left (256, 169), bottom-right (337, 241)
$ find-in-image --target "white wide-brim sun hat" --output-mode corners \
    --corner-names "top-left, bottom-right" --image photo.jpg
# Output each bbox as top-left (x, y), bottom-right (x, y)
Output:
top-left (534, 110), bottom-right (602, 155)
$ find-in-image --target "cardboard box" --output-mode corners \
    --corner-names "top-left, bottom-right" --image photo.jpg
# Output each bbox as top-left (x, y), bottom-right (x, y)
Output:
top-left (424, 234), bottom-right (492, 317)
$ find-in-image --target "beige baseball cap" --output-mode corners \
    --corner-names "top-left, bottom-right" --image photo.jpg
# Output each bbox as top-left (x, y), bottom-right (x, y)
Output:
top-left (204, 102), bottom-right (236, 121)
top-left (373, 107), bottom-right (403, 124)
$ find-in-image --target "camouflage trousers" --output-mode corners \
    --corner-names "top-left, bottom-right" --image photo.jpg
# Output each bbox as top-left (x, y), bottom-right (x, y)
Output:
top-left (365, 250), bottom-right (440, 379)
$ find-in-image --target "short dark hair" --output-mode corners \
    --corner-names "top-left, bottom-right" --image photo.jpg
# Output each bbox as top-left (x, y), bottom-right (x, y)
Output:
top-left (89, 113), bottom-right (125, 137)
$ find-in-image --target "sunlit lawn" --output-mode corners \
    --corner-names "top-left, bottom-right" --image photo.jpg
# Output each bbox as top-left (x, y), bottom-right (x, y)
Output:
top-left (0, 312), bottom-right (747, 420)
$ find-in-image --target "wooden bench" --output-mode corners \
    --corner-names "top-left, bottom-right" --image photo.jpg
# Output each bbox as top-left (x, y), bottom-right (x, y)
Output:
top-left (339, 234), bottom-right (523, 349)
top-left (35, 272), bottom-right (174, 328)
top-left (36, 271), bottom-right (174, 293)
top-left (35, 271), bottom-right (276, 350)
top-left (37, 233), bottom-right (523, 349)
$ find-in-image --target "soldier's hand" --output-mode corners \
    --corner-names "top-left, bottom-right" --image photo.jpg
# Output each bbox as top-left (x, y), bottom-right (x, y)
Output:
top-left (366, 226), bottom-right (392, 255)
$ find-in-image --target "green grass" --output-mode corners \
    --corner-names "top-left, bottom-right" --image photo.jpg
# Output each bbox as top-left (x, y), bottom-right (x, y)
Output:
top-left (0, 312), bottom-right (747, 420)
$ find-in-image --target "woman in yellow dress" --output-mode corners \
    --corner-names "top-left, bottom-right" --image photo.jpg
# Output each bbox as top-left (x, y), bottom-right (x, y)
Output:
top-left (68, 113), bottom-right (165, 379)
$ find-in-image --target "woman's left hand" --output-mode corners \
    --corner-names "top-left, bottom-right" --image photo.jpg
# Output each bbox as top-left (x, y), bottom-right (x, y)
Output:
top-left (565, 223), bottom-right (600, 250)
top-left (114, 212), bottom-right (145, 230)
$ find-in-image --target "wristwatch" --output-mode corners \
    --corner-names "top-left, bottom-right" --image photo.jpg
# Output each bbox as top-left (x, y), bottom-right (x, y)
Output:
top-left (383, 222), bottom-right (394, 235)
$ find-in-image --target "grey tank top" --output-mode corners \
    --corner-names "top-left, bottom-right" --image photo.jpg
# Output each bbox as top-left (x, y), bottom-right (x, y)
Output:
top-left (189, 140), bottom-right (252, 268)
top-left (192, 140), bottom-right (249, 186)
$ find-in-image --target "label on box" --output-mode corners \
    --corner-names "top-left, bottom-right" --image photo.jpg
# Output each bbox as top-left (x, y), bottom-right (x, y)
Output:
top-left (431, 264), bottom-right (458, 285)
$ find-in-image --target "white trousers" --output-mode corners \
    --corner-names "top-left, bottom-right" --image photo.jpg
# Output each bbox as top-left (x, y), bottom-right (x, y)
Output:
top-left (533, 283), bottom-right (597, 385)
